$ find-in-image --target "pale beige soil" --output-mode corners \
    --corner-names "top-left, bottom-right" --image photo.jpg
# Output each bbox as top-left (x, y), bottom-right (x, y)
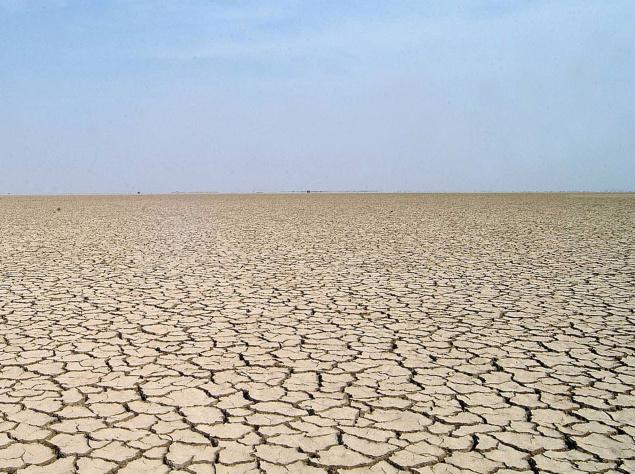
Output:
top-left (0, 193), bottom-right (634, 473)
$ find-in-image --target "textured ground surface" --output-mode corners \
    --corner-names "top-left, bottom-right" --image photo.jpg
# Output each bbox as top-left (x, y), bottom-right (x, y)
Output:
top-left (0, 193), bottom-right (634, 474)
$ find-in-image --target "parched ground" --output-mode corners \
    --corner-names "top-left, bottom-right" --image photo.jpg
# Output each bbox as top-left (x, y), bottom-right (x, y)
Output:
top-left (0, 193), bottom-right (634, 474)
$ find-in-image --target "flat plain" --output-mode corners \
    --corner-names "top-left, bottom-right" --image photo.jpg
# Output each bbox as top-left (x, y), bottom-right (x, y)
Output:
top-left (0, 193), bottom-right (634, 473)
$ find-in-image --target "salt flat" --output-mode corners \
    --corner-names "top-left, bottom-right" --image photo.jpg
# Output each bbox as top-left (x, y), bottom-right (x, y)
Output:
top-left (0, 193), bottom-right (634, 473)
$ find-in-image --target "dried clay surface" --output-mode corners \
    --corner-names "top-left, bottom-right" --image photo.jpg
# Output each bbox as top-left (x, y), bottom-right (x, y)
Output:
top-left (0, 193), bottom-right (634, 474)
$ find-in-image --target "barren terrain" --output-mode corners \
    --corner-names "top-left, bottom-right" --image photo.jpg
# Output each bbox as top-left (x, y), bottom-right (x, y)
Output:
top-left (1, 193), bottom-right (634, 473)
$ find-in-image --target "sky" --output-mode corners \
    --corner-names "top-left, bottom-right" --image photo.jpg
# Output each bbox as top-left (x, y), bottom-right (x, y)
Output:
top-left (1, 0), bottom-right (634, 194)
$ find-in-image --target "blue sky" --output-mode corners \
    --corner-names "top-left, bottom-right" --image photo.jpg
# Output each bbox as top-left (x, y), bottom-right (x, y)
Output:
top-left (1, 0), bottom-right (633, 193)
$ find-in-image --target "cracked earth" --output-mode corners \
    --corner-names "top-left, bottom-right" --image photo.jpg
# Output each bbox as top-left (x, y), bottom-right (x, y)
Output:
top-left (0, 193), bottom-right (634, 473)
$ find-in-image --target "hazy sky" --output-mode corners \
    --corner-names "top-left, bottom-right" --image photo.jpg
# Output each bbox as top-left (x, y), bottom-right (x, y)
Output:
top-left (1, 0), bottom-right (634, 194)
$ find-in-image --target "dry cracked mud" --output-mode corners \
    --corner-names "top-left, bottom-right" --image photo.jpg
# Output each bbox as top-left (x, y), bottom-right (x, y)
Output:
top-left (0, 193), bottom-right (634, 473)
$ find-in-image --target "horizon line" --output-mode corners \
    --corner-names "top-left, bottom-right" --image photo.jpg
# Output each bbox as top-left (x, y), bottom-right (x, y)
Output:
top-left (2, 190), bottom-right (634, 198)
